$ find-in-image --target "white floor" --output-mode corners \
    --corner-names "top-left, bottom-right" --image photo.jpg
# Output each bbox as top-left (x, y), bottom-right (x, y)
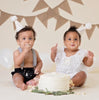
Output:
top-left (0, 66), bottom-right (99, 100)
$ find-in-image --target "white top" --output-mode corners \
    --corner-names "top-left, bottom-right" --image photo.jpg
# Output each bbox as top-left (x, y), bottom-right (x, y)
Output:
top-left (55, 47), bottom-right (88, 78)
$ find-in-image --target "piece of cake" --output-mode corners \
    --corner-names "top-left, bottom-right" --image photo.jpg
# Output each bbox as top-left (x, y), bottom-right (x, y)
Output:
top-left (38, 72), bottom-right (70, 92)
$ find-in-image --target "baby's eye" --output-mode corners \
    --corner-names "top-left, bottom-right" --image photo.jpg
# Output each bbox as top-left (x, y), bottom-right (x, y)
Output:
top-left (23, 38), bottom-right (26, 40)
top-left (74, 38), bottom-right (77, 41)
top-left (68, 38), bottom-right (71, 40)
top-left (29, 38), bottom-right (32, 40)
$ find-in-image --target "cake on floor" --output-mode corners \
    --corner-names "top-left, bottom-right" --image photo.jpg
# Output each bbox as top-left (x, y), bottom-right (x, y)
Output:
top-left (38, 72), bottom-right (70, 92)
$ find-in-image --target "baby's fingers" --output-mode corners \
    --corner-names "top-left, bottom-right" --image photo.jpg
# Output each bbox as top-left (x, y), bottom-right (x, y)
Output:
top-left (35, 69), bottom-right (39, 74)
top-left (88, 51), bottom-right (94, 57)
top-left (55, 43), bottom-right (58, 48)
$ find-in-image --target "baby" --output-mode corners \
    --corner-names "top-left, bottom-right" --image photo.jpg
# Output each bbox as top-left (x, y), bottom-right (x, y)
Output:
top-left (51, 26), bottom-right (94, 87)
top-left (11, 26), bottom-right (43, 90)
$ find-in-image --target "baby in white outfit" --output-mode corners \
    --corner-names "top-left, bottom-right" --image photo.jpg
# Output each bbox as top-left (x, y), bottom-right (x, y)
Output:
top-left (51, 26), bottom-right (94, 87)
top-left (55, 47), bottom-right (88, 78)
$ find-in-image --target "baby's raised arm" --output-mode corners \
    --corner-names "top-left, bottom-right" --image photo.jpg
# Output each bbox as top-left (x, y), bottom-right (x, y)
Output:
top-left (13, 50), bottom-right (27, 67)
top-left (83, 51), bottom-right (94, 67)
top-left (51, 44), bottom-right (58, 62)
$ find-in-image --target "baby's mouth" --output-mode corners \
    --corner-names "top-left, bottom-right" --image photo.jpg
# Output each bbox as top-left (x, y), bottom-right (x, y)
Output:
top-left (25, 44), bottom-right (31, 47)
top-left (71, 44), bottom-right (75, 46)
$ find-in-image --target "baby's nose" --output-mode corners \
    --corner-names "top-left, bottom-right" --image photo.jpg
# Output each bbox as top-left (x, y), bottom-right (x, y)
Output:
top-left (71, 40), bottom-right (74, 42)
top-left (26, 39), bottom-right (29, 42)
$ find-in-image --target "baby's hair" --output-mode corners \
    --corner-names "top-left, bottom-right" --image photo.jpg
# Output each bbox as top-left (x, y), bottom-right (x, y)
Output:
top-left (63, 26), bottom-right (81, 41)
top-left (15, 26), bottom-right (36, 40)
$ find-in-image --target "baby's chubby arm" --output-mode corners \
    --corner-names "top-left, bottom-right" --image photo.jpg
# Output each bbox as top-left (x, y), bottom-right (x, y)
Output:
top-left (13, 44), bottom-right (31, 66)
top-left (34, 50), bottom-right (43, 74)
top-left (83, 51), bottom-right (94, 67)
top-left (13, 50), bottom-right (26, 67)
top-left (51, 44), bottom-right (58, 62)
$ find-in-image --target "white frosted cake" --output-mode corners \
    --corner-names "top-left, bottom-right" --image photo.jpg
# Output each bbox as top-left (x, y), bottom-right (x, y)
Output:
top-left (38, 72), bottom-right (70, 92)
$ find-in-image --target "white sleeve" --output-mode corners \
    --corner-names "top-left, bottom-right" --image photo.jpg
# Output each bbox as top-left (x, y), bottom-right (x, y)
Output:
top-left (55, 48), bottom-right (63, 64)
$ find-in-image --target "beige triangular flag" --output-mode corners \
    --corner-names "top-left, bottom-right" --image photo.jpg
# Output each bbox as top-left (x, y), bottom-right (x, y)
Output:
top-left (59, 0), bottom-right (72, 15)
top-left (32, 0), bottom-right (48, 12)
top-left (47, 8), bottom-right (68, 30)
top-left (37, 8), bottom-right (58, 27)
top-left (71, 0), bottom-right (83, 5)
top-left (70, 21), bottom-right (82, 28)
top-left (0, 11), bottom-right (11, 25)
top-left (86, 25), bottom-right (96, 40)
top-left (25, 16), bottom-right (35, 27)
top-left (55, 15), bottom-right (68, 30)
top-left (37, 8), bottom-right (69, 30)
top-left (37, 12), bottom-right (48, 27)
top-left (97, 24), bottom-right (99, 28)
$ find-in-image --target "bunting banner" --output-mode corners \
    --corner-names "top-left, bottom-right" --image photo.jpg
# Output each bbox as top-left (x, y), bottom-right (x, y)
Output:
top-left (0, 0), bottom-right (99, 40)
top-left (37, 8), bottom-right (57, 27)
top-left (0, 9), bottom-right (99, 39)
top-left (36, 8), bottom-right (68, 30)
top-left (0, 10), bottom-right (36, 30)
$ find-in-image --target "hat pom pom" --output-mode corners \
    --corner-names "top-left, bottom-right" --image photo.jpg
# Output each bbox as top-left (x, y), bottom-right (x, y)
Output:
top-left (77, 23), bottom-right (92, 32)
top-left (11, 16), bottom-right (17, 22)
top-left (85, 23), bottom-right (92, 29)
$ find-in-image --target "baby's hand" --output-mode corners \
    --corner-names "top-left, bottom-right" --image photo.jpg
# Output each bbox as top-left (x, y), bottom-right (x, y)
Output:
top-left (24, 43), bottom-right (31, 53)
top-left (51, 44), bottom-right (58, 54)
top-left (35, 67), bottom-right (41, 75)
top-left (87, 51), bottom-right (94, 60)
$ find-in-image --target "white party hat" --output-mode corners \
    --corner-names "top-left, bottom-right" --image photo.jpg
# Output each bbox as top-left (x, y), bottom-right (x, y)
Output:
top-left (77, 23), bottom-right (92, 32)
top-left (11, 16), bottom-right (24, 32)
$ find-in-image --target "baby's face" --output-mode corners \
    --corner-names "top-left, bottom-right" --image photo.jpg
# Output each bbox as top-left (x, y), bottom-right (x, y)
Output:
top-left (17, 31), bottom-right (35, 49)
top-left (64, 32), bottom-right (81, 51)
